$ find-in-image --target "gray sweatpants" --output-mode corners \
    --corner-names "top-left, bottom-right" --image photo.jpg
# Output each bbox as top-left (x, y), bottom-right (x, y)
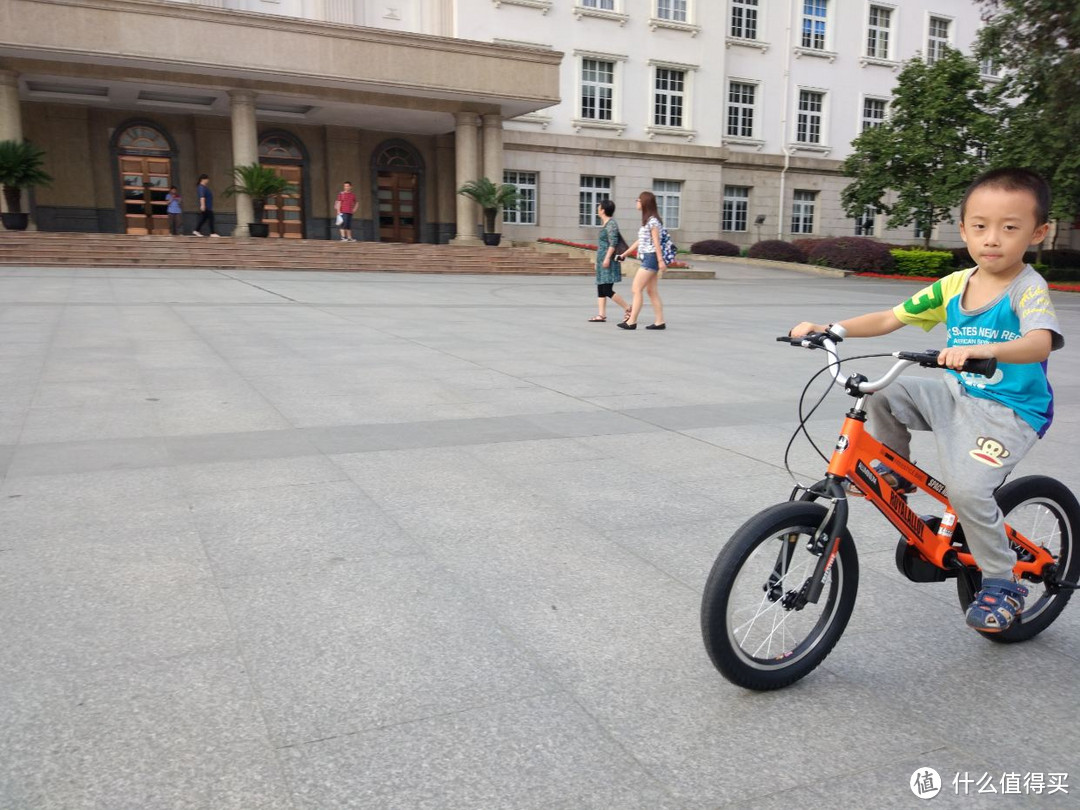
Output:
top-left (865, 375), bottom-right (1038, 581)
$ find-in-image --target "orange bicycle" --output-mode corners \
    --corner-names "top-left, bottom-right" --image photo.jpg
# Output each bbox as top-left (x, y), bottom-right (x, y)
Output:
top-left (700, 327), bottom-right (1080, 690)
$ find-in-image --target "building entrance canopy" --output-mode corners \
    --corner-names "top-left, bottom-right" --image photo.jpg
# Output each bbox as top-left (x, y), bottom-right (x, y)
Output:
top-left (0, 0), bottom-right (562, 132)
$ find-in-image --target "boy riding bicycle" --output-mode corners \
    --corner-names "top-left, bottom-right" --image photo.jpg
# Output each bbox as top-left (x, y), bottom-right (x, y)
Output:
top-left (790, 168), bottom-right (1064, 633)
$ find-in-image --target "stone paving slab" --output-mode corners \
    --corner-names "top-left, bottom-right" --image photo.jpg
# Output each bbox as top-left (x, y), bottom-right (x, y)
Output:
top-left (1, 263), bottom-right (1079, 808)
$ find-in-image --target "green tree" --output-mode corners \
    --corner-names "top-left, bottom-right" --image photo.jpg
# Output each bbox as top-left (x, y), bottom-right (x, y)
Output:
top-left (975, 0), bottom-right (1080, 245)
top-left (841, 48), bottom-right (994, 248)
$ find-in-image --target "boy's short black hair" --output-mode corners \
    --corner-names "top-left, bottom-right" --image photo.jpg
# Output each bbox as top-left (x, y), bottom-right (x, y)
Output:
top-left (960, 168), bottom-right (1051, 225)
top-left (599, 199), bottom-right (616, 217)
top-left (198, 174), bottom-right (209, 182)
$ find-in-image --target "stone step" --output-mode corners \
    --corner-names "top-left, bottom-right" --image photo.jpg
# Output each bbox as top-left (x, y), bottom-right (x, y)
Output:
top-left (0, 233), bottom-right (595, 275)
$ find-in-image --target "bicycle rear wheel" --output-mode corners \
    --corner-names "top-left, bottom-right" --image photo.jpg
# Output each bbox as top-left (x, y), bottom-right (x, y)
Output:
top-left (957, 475), bottom-right (1080, 643)
top-left (701, 501), bottom-right (859, 690)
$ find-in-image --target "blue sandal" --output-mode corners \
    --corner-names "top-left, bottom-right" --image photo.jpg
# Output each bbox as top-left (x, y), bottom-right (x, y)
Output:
top-left (965, 578), bottom-right (1028, 633)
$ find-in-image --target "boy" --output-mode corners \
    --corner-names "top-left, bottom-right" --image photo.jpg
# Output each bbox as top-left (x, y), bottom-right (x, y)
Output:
top-left (335, 181), bottom-right (357, 242)
top-left (790, 168), bottom-right (1063, 633)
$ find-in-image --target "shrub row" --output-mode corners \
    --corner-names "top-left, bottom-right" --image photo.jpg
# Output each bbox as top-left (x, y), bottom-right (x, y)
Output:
top-left (890, 249), bottom-right (955, 276)
top-left (690, 238), bottom-right (1080, 276)
top-left (689, 239), bottom-right (740, 256)
top-left (747, 240), bottom-right (806, 263)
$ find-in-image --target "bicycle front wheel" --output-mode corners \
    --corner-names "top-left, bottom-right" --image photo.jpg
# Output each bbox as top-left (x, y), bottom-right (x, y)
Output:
top-left (701, 501), bottom-right (859, 691)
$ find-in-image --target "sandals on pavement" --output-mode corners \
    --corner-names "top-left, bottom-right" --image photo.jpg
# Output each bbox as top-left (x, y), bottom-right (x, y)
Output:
top-left (966, 578), bottom-right (1028, 632)
top-left (588, 315), bottom-right (606, 322)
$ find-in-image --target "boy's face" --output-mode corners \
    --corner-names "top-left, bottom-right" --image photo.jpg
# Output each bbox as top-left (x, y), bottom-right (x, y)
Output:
top-left (343, 183), bottom-right (352, 191)
top-left (959, 186), bottom-right (1049, 278)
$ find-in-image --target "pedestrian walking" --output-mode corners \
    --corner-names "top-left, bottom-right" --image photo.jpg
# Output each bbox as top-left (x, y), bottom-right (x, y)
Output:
top-left (590, 199), bottom-right (630, 322)
top-left (617, 191), bottom-right (667, 330)
top-left (192, 174), bottom-right (219, 237)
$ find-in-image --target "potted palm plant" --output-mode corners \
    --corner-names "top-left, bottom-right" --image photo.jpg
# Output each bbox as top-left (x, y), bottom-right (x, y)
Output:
top-left (457, 177), bottom-right (520, 246)
top-left (224, 163), bottom-right (296, 237)
top-left (0, 140), bottom-right (52, 231)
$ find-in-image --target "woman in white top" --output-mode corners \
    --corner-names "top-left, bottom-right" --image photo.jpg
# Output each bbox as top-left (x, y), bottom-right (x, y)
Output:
top-left (617, 191), bottom-right (666, 330)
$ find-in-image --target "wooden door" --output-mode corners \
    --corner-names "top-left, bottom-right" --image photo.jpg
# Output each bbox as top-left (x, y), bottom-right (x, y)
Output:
top-left (120, 156), bottom-right (171, 234)
top-left (262, 163), bottom-right (304, 238)
top-left (377, 171), bottom-right (419, 243)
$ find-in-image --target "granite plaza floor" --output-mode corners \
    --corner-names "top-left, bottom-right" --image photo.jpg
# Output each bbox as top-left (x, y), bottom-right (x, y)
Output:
top-left (2, 262), bottom-right (1079, 809)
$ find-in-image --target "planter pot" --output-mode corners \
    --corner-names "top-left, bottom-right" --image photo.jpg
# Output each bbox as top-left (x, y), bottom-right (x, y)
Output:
top-left (249, 223), bottom-right (270, 238)
top-left (1, 212), bottom-right (29, 231)
top-left (482, 232), bottom-right (502, 247)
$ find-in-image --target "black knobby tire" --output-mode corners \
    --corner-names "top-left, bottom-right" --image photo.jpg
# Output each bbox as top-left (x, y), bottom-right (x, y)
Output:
top-left (956, 475), bottom-right (1080, 643)
top-left (700, 501), bottom-right (859, 690)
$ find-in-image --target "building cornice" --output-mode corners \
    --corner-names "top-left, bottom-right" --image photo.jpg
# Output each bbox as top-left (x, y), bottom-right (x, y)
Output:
top-left (8, 0), bottom-right (563, 64)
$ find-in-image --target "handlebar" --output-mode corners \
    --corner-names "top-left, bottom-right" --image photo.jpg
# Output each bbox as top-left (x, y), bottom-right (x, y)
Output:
top-left (777, 325), bottom-right (997, 395)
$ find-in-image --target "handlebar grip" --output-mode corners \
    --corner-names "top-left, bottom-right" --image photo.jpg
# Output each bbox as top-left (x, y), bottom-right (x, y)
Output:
top-left (962, 357), bottom-right (997, 378)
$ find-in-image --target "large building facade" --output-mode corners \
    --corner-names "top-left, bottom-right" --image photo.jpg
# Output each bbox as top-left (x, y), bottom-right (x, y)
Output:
top-left (2, 0), bottom-right (1060, 248)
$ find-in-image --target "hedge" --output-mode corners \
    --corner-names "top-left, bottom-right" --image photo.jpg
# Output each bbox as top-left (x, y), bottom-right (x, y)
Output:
top-left (808, 237), bottom-right (896, 273)
top-left (690, 239), bottom-right (740, 257)
top-left (890, 249), bottom-right (954, 277)
top-left (747, 240), bottom-right (808, 263)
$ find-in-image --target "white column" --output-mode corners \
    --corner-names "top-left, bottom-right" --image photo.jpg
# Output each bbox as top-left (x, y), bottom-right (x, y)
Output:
top-left (229, 90), bottom-right (258, 237)
top-left (481, 114), bottom-right (504, 235)
top-left (452, 111), bottom-right (480, 244)
top-left (435, 133), bottom-right (455, 244)
top-left (0, 69), bottom-right (24, 217)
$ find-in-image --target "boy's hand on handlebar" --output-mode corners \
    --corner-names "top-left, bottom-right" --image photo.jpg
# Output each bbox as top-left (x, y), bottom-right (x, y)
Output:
top-left (937, 344), bottom-right (994, 371)
top-left (789, 322), bottom-right (828, 338)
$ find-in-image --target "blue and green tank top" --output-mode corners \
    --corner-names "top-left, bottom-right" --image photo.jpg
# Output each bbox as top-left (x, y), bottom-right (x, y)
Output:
top-left (892, 266), bottom-right (1063, 437)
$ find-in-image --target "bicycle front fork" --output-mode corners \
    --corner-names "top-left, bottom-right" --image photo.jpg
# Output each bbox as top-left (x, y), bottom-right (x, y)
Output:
top-left (770, 476), bottom-right (849, 609)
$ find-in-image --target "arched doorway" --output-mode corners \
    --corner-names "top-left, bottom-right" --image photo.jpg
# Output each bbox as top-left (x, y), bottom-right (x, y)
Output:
top-left (373, 141), bottom-right (423, 243)
top-left (258, 133), bottom-right (306, 238)
top-left (114, 123), bottom-right (174, 235)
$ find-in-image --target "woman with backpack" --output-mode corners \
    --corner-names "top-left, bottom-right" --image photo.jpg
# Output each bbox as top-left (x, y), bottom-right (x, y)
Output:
top-left (617, 191), bottom-right (667, 330)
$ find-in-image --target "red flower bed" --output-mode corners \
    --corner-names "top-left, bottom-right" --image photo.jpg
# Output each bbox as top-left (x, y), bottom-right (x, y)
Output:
top-left (537, 237), bottom-right (689, 268)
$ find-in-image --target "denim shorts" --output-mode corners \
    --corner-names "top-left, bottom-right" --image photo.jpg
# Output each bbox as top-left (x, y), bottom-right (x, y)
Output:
top-left (640, 251), bottom-right (659, 271)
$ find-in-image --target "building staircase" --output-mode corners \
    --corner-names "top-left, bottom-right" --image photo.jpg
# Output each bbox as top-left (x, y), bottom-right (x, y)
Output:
top-left (0, 233), bottom-right (596, 275)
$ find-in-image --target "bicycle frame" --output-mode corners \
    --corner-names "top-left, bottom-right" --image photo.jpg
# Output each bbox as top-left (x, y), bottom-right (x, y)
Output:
top-left (812, 404), bottom-right (1058, 583)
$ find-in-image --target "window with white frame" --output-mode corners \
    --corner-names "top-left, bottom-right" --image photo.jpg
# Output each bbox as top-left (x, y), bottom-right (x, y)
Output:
top-left (654, 68), bottom-right (686, 128)
top-left (862, 97), bottom-right (887, 131)
top-left (855, 205), bottom-right (876, 236)
top-left (801, 0), bottom-right (828, 50)
top-left (722, 186), bottom-right (749, 232)
top-left (927, 17), bottom-right (950, 64)
top-left (791, 190), bottom-right (816, 234)
top-left (579, 176), bottom-right (612, 226)
top-left (581, 0), bottom-right (615, 9)
top-left (727, 81), bottom-right (757, 138)
top-left (503, 170), bottom-right (537, 225)
top-left (796, 90), bottom-right (825, 144)
top-left (979, 57), bottom-right (999, 77)
top-left (914, 221), bottom-right (931, 240)
top-left (581, 59), bottom-right (615, 121)
top-left (653, 180), bottom-right (682, 228)
top-left (866, 5), bottom-right (892, 59)
top-left (730, 0), bottom-right (758, 39)
top-left (656, 0), bottom-right (688, 22)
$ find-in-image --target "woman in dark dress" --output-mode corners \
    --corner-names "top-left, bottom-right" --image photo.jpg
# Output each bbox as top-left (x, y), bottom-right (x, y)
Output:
top-left (590, 200), bottom-right (630, 322)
